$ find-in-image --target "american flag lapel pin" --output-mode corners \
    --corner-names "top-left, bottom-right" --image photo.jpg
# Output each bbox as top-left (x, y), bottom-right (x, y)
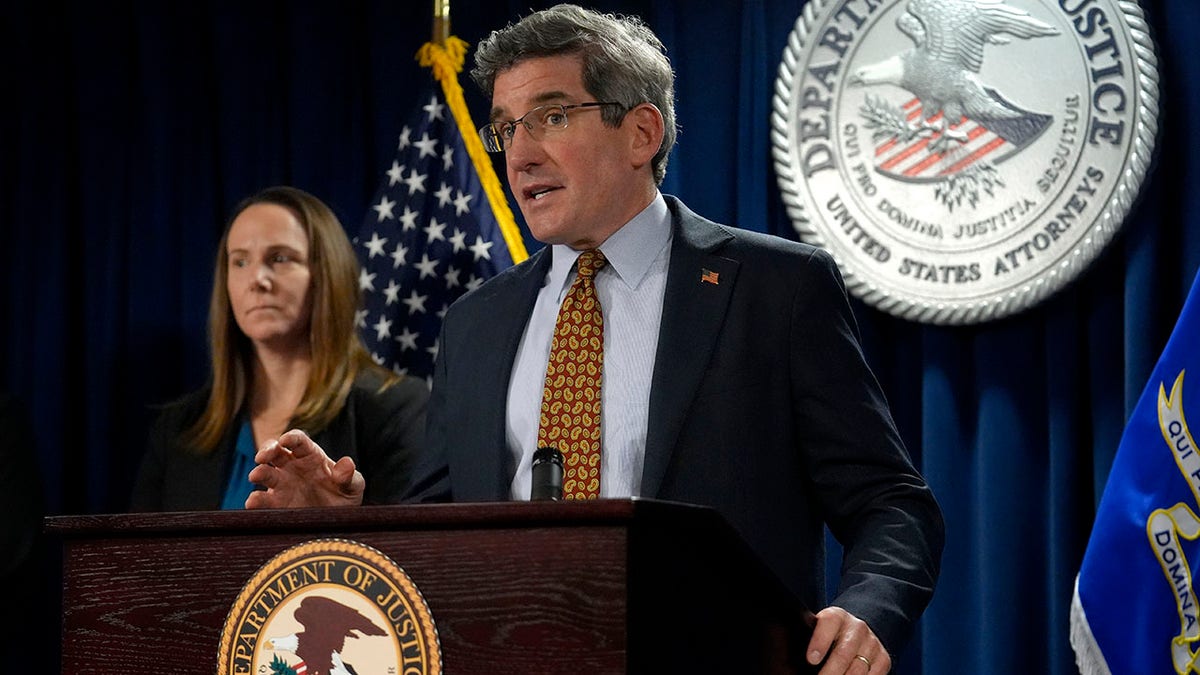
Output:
top-left (700, 268), bottom-right (719, 285)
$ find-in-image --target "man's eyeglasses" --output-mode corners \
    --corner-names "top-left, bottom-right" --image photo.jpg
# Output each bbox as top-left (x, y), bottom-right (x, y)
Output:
top-left (479, 102), bottom-right (621, 153)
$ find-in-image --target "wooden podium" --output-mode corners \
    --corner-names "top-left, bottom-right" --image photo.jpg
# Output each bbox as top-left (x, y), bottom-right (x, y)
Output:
top-left (47, 499), bottom-right (815, 673)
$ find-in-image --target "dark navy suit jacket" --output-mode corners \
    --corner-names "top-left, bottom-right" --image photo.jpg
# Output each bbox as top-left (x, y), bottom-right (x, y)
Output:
top-left (407, 195), bottom-right (944, 654)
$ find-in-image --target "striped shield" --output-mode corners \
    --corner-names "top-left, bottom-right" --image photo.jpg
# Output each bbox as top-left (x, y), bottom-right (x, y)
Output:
top-left (874, 97), bottom-right (1052, 183)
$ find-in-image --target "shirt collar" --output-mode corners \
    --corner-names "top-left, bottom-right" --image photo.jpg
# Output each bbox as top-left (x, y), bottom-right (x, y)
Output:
top-left (546, 192), bottom-right (671, 296)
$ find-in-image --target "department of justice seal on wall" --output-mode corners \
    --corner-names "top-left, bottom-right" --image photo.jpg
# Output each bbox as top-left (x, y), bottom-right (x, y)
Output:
top-left (771, 0), bottom-right (1158, 324)
top-left (218, 539), bottom-right (441, 675)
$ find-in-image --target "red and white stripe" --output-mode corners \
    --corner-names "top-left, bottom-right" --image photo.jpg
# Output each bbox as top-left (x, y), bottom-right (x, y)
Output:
top-left (873, 99), bottom-right (1010, 180)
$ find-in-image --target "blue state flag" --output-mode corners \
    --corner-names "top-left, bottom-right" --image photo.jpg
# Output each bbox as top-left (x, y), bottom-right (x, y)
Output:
top-left (356, 39), bottom-right (526, 382)
top-left (1073, 270), bottom-right (1200, 674)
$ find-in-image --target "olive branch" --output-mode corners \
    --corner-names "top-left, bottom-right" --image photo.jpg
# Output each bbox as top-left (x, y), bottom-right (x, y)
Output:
top-left (935, 162), bottom-right (1005, 212)
top-left (859, 95), bottom-right (919, 143)
top-left (269, 655), bottom-right (298, 675)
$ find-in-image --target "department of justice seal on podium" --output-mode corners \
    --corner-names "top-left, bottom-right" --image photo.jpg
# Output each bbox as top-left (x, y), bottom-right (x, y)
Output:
top-left (771, 0), bottom-right (1158, 324)
top-left (218, 539), bottom-right (441, 675)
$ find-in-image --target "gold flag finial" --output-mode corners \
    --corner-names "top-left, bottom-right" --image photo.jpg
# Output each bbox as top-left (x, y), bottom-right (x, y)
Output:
top-left (432, 0), bottom-right (450, 45)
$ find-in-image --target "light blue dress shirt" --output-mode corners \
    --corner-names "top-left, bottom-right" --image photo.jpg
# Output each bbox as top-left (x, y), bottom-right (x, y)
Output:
top-left (506, 193), bottom-right (673, 499)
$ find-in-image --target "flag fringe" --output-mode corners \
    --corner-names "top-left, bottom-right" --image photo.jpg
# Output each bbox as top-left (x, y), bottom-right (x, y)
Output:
top-left (417, 38), bottom-right (529, 264)
top-left (1070, 576), bottom-right (1113, 675)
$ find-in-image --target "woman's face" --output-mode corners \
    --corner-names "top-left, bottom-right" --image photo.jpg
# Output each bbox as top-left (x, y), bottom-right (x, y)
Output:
top-left (225, 203), bottom-right (313, 354)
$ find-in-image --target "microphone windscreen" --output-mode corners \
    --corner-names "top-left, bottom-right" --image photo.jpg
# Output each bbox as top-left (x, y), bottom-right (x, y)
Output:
top-left (531, 446), bottom-right (564, 501)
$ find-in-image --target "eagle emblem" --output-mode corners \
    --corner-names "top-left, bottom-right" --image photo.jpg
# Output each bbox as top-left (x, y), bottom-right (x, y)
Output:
top-left (266, 595), bottom-right (388, 675)
top-left (771, 0), bottom-right (1158, 324)
top-left (851, 0), bottom-right (1059, 203)
top-left (219, 539), bottom-right (442, 675)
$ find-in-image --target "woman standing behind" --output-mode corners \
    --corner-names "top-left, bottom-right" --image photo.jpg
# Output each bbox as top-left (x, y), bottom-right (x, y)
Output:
top-left (132, 186), bottom-right (427, 511)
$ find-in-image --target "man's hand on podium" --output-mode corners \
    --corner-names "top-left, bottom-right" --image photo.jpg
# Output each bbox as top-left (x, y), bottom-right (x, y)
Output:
top-left (807, 606), bottom-right (891, 674)
top-left (245, 429), bottom-right (365, 509)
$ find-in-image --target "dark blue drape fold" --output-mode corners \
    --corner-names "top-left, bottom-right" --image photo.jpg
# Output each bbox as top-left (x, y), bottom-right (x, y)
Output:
top-left (2, 2), bottom-right (1196, 673)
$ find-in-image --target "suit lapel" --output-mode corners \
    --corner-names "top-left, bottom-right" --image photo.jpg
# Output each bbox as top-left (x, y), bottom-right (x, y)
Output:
top-left (463, 247), bottom-right (551, 498)
top-left (641, 197), bottom-right (738, 497)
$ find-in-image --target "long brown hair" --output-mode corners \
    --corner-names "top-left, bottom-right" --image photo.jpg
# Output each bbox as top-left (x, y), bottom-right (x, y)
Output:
top-left (189, 186), bottom-right (395, 452)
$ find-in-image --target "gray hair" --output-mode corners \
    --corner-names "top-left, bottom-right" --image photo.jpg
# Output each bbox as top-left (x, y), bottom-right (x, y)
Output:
top-left (471, 3), bottom-right (677, 185)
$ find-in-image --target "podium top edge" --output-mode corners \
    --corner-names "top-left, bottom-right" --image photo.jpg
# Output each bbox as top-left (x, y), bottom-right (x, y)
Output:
top-left (43, 498), bottom-right (721, 538)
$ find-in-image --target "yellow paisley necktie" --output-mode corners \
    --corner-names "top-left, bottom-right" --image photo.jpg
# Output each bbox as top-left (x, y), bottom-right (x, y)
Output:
top-left (537, 249), bottom-right (606, 500)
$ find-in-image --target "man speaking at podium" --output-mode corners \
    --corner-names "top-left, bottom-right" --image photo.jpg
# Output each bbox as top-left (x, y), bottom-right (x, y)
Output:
top-left (249, 5), bottom-right (944, 672)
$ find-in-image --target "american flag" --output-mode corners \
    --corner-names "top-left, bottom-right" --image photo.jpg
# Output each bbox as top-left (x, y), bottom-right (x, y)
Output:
top-left (356, 85), bottom-right (522, 382)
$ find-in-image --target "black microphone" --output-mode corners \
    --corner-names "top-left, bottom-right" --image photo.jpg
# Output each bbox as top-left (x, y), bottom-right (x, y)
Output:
top-left (531, 446), bottom-right (564, 501)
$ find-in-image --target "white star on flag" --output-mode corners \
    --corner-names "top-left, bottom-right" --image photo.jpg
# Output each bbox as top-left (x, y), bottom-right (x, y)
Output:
top-left (453, 190), bottom-right (472, 216)
top-left (413, 132), bottom-right (438, 159)
top-left (386, 161), bottom-right (404, 186)
top-left (402, 290), bottom-right (428, 315)
top-left (414, 253), bottom-right (439, 280)
top-left (403, 169), bottom-right (427, 195)
top-left (423, 96), bottom-right (445, 121)
top-left (469, 236), bottom-right (494, 261)
top-left (382, 279), bottom-right (402, 306)
top-left (395, 327), bottom-right (419, 351)
top-left (424, 217), bottom-right (447, 244)
top-left (390, 243), bottom-right (409, 268)
top-left (372, 196), bottom-right (396, 222)
top-left (365, 232), bottom-right (388, 258)
top-left (398, 206), bottom-right (419, 231)
top-left (372, 315), bottom-right (393, 341)
top-left (358, 268), bottom-right (377, 292)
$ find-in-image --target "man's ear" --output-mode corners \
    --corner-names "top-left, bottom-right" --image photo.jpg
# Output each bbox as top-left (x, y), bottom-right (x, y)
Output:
top-left (625, 103), bottom-right (665, 168)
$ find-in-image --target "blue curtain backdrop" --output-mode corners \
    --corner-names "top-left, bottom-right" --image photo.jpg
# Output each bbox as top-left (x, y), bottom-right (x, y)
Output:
top-left (1, 1), bottom-right (1197, 673)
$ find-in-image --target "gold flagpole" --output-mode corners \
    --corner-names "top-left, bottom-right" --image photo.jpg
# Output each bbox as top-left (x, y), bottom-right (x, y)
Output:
top-left (419, 0), bottom-right (528, 262)
top-left (432, 0), bottom-right (450, 45)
